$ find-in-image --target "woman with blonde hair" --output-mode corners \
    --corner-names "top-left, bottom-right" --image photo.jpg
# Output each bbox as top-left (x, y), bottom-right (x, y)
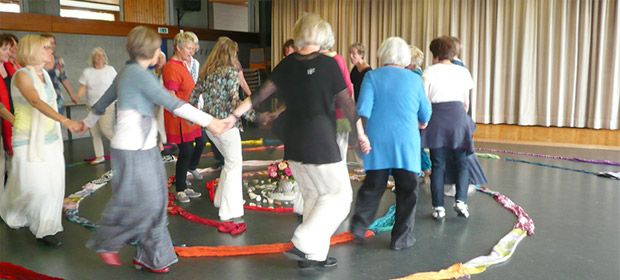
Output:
top-left (163, 31), bottom-right (205, 203)
top-left (76, 47), bottom-right (117, 165)
top-left (191, 36), bottom-right (255, 227)
top-left (0, 35), bottom-right (83, 247)
top-left (83, 26), bottom-right (226, 273)
top-left (229, 13), bottom-right (361, 271)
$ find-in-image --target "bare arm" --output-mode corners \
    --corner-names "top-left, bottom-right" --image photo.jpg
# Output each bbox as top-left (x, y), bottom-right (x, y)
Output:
top-left (76, 84), bottom-right (87, 102)
top-left (238, 69), bottom-right (252, 97)
top-left (0, 103), bottom-right (14, 125)
top-left (61, 79), bottom-right (78, 104)
top-left (15, 71), bottom-right (82, 132)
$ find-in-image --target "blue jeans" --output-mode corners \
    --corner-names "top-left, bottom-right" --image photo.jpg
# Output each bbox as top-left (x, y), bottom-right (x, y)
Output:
top-left (430, 148), bottom-right (469, 207)
top-left (421, 148), bottom-right (431, 171)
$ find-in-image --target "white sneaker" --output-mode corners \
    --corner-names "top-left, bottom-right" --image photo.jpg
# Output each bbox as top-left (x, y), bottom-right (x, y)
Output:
top-left (454, 201), bottom-right (469, 218)
top-left (444, 184), bottom-right (456, 197)
top-left (432, 207), bottom-right (446, 219)
top-left (183, 188), bottom-right (202, 198)
top-left (176, 191), bottom-right (190, 203)
top-left (189, 169), bottom-right (203, 180)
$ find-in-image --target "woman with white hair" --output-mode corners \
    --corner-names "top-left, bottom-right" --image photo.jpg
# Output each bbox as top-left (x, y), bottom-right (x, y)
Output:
top-left (163, 31), bottom-right (204, 203)
top-left (228, 13), bottom-right (361, 271)
top-left (76, 47), bottom-right (117, 165)
top-left (350, 37), bottom-right (432, 251)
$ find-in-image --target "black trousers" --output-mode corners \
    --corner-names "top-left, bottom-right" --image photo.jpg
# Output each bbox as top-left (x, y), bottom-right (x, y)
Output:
top-left (350, 169), bottom-right (418, 250)
top-left (175, 134), bottom-right (207, 192)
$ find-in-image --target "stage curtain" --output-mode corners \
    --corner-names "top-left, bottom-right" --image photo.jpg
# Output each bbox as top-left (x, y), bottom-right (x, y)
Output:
top-left (271, 0), bottom-right (619, 129)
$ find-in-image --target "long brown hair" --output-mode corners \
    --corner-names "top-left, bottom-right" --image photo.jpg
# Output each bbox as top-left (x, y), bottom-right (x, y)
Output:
top-left (199, 36), bottom-right (238, 79)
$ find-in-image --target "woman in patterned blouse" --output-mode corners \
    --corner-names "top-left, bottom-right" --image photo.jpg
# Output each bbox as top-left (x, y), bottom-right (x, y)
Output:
top-left (191, 36), bottom-right (255, 225)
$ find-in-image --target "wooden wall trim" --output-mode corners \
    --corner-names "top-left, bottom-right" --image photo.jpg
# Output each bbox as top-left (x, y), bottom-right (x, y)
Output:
top-left (210, 0), bottom-right (248, 7)
top-left (0, 12), bottom-right (260, 43)
top-left (474, 124), bottom-right (619, 148)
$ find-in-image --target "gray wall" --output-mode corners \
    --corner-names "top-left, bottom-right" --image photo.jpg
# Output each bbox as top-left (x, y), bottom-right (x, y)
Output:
top-left (2, 30), bottom-right (257, 140)
top-left (169, 0), bottom-right (210, 28)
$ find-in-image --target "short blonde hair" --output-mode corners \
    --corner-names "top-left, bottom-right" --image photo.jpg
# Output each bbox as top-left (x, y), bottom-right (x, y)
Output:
top-left (200, 36), bottom-right (238, 79)
top-left (293, 13), bottom-right (334, 50)
top-left (411, 46), bottom-right (424, 68)
top-left (126, 26), bottom-right (161, 60)
top-left (17, 34), bottom-right (47, 66)
top-left (174, 31), bottom-right (199, 50)
top-left (377, 37), bottom-right (411, 66)
top-left (89, 47), bottom-right (109, 66)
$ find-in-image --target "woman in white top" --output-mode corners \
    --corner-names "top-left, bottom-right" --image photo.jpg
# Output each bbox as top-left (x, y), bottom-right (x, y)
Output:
top-left (422, 36), bottom-right (475, 220)
top-left (0, 35), bottom-right (83, 247)
top-left (77, 47), bottom-right (117, 165)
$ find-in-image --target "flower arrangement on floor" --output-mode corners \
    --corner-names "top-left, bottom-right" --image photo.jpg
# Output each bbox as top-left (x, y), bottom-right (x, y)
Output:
top-left (268, 160), bottom-right (297, 195)
top-left (267, 160), bottom-right (294, 181)
top-left (242, 161), bottom-right (299, 209)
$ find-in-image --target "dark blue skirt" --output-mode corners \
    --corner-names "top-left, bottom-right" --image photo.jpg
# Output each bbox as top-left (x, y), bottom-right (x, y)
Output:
top-left (421, 101), bottom-right (474, 155)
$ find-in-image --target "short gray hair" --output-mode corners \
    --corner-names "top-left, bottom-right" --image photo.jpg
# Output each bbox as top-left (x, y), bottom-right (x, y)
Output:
top-left (293, 13), bottom-right (334, 50)
top-left (377, 37), bottom-right (411, 66)
top-left (89, 47), bottom-right (108, 66)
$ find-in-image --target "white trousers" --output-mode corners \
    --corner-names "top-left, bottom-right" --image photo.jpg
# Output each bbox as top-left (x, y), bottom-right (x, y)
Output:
top-left (206, 127), bottom-right (244, 220)
top-left (336, 132), bottom-right (349, 163)
top-left (289, 160), bottom-right (352, 261)
top-left (293, 132), bottom-right (349, 215)
top-left (90, 105), bottom-right (115, 157)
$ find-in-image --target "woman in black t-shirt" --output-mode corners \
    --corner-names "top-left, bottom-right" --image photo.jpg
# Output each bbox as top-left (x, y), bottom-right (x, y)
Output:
top-left (229, 13), bottom-right (366, 271)
top-left (348, 43), bottom-right (372, 102)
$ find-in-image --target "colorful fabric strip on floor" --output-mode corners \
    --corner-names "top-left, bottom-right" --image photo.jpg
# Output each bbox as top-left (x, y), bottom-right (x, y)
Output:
top-left (62, 171), bottom-right (113, 231)
top-left (476, 147), bottom-right (620, 166)
top-left (393, 185), bottom-right (535, 279)
top-left (504, 157), bottom-right (603, 177)
top-left (174, 230), bottom-right (375, 257)
top-left (0, 262), bottom-right (63, 280)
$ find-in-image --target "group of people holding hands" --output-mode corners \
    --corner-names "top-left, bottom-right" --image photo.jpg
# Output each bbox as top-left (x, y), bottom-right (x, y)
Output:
top-left (0, 12), bottom-right (480, 274)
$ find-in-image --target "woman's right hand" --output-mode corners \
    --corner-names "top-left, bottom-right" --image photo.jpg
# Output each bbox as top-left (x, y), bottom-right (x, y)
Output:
top-left (358, 133), bottom-right (371, 154)
top-left (63, 119), bottom-right (84, 134)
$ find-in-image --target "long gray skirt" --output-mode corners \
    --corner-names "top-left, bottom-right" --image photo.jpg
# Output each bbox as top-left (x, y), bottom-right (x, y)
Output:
top-left (86, 147), bottom-right (177, 270)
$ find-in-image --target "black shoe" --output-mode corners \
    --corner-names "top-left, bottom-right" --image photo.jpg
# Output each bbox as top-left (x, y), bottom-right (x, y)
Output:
top-left (38, 235), bottom-right (62, 247)
top-left (296, 214), bottom-right (303, 224)
top-left (283, 246), bottom-right (306, 261)
top-left (298, 257), bottom-right (338, 270)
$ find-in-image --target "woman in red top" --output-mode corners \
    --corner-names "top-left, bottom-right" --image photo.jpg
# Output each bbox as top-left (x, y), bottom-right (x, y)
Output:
top-left (162, 32), bottom-right (203, 202)
top-left (0, 34), bottom-right (18, 156)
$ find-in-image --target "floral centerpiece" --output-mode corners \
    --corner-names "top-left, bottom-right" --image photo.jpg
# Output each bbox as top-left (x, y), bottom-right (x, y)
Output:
top-left (268, 160), bottom-right (294, 181)
top-left (268, 160), bottom-right (296, 194)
